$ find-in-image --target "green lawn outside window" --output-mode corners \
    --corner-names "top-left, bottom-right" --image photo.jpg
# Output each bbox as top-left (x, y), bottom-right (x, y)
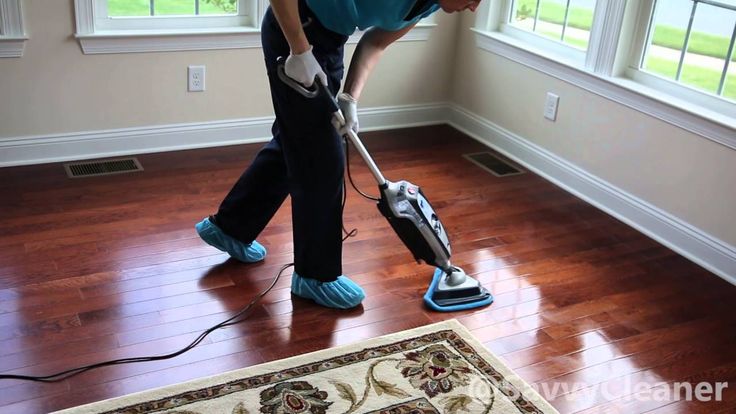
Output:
top-left (107, 0), bottom-right (235, 16)
top-left (645, 57), bottom-right (736, 100)
top-left (514, 0), bottom-right (735, 61)
top-left (515, 0), bottom-right (735, 101)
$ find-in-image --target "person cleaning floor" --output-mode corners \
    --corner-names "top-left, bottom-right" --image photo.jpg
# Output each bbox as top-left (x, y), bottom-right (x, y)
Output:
top-left (197, 0), bottom-right (481, 309)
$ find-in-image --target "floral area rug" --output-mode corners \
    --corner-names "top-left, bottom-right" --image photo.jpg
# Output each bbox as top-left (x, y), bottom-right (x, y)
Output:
top-left (53, 320), bottom-right (558, 414)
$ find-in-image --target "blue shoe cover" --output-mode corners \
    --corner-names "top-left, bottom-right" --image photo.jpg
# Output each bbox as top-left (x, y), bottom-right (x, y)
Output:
top-left (195, 217), bottom-right (266, 263)
top-left (291, 272), bottom-right (365, 309)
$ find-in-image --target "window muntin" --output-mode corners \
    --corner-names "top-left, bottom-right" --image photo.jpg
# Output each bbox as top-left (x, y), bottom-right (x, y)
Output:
top-left (480, 0), bottom-right (736, 119)
top-left (508, 0), bottom-right (597, 51)
top-left (641, 0), bottom-right (736, 102)
top-left (97, 0), bottom-right (252, 31)
top-left (107, 0), bottom-right (239, 17)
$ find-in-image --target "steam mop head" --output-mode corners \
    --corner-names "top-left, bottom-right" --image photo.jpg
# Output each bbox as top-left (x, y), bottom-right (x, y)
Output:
top-left (424, 268), bottom-right (494, 312)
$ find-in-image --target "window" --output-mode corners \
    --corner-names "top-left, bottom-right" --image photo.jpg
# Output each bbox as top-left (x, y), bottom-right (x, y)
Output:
top-left (108, 0), bottom-right (240, 16)
top-left (633, 0), bottom-right (736, 104)
top-left (74, 0), bottom-right (263, 54)
top-left (508, 0), bottom-right (597, 50)
top-left (96, 0), bottom-right (254, 31)
top-left (474, 0), bottom-right (735, 148)
top-left (497, 0), bottom-right (599, 64)
top-left (0, 0), bottom-right (27, 58)
top-left (75, 0), bottom-right (437, 54)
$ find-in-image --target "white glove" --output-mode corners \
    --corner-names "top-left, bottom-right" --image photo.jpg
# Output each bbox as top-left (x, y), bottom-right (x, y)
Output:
top-left (331, 92), bottom-right (359, 136)
top-left (284, 46), bottom-right (328, 88)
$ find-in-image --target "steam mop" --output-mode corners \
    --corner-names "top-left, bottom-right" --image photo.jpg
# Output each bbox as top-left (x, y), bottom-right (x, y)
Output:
top-left (278, 63), bottom-right (493, 312)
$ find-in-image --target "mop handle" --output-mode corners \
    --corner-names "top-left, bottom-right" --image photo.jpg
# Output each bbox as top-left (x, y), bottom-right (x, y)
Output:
top-left (276, 59), bottom-right (387, 187)
top-left (342, 125), bottom-right (387, 187)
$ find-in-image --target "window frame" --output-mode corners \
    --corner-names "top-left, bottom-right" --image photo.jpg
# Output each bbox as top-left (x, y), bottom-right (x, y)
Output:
top-left (499, 0), bottom-right (594, 65)
top-left (74, 0), bottom-right (439, 55)
top-left (94, 0), bottom-right (253, 31)
top-left (473, 0), bottom-right (736, 150)
top-left (0, 0), bottom-right (27, 58)
top-left (625, 0), bottom-right (736, 117)
top-left (74, 0), bottom-right (265, 54)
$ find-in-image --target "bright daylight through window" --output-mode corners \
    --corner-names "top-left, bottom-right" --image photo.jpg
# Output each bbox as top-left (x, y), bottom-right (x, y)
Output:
top-left (640, 0), bottom-right (736, 102)
top-left (97, 0), bottom-right (252, 30)
top-left (75, 0), bottom-right (259, 54)
top-left (483, 0), bottom-right (736, 123)
top-left (76, 0), bottom-right (434, 55)
top-left (107, 0), bottom-right (239, 17)
top-left (508, 0), bottom-right (597, 51)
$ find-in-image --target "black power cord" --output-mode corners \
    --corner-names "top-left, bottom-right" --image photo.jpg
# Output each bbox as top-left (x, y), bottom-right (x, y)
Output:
top-left (0, 134), bottom-right (379, 383)
top-left (0, 263), bottom-right (294, 383)
top-left (341, 163), bottom-right (358, 241)
top-left (340, 135), bottom-right (380, 240)
top-left (344, 136), bottom-right (380, 202)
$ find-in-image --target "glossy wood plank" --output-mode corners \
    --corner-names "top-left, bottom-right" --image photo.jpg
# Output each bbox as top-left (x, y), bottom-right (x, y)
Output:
top-left (0, 125), bottom-right (733, 413)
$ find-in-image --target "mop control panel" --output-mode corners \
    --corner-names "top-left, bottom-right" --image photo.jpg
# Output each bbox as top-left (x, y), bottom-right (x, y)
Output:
top-left (378, 180), bottom-right (451, 269)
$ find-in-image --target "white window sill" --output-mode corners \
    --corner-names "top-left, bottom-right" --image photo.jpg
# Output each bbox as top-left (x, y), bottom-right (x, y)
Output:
top-left (76, 27), bottom-right (262, 54)
top-left (472, 28), bottom-right (736, 151)
top-left (76, 23), bottom-right (438, 55)
top-left (0, 36), bottom-right (27, 58)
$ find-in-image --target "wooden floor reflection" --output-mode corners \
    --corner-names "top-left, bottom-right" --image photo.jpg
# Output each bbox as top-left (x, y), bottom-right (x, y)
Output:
top-left (0, 125), bottom-right (734, 413)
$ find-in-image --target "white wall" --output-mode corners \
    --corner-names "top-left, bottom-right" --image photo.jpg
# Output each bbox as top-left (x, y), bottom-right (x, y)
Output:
top-left (450, 12), bottom-right (736, 271)
top-left (0, 0), bottom-right (459, 138)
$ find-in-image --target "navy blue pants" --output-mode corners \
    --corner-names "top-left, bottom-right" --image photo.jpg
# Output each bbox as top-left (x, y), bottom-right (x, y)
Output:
top-left (215, 2), bottom-right (349, 282)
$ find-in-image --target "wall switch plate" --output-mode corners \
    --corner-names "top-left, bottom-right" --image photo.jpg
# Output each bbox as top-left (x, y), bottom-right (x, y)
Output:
top-left (188, 65), bottom-right (205, 92)
top-left (544, 92), bottom-right (559, 121)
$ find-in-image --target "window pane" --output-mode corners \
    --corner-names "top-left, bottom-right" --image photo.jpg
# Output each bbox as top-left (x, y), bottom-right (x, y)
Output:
top-left (199, 0), bottom-right (238, 15)
top-left (643, 0), bottom-right (736, 100)
top-left (509, 0), bottom-right (596, 50)
top-left (726, 70), bottom-right (736, 100)
top-left (537, 1), bottom-right (564, 42)
top-left (562, 0), bottom-right (595, 49)
top-left (107, 0), bottom-right (238, 17)
top-left (108, 0), bottom-right (151, 17)
top-left (511, 0), bottom-right (538, 30)
top-left (154, 0), bottom-right (195, 16)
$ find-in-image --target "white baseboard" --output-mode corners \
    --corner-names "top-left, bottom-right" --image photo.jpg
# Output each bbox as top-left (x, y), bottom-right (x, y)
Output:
top-left (447, 103), bottom-right (736, 285)
top-left (0, 117), bottom-right (272, 168)
top-left (0, 102), bottom-right (447, 168)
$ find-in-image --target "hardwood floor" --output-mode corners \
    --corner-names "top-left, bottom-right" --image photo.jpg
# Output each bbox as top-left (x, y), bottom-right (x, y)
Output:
top-left (1, 125), bottom-right (734, 413)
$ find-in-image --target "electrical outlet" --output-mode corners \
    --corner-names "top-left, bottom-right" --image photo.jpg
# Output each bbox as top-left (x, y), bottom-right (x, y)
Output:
top-left (544, 92), bottom-right (559, 121)
top-left (188, 65), bottom-right (205, 92)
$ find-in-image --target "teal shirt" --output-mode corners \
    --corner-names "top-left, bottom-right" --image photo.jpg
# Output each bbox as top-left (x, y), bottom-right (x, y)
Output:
top-left (305, 0), bottom-right (440, 36)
